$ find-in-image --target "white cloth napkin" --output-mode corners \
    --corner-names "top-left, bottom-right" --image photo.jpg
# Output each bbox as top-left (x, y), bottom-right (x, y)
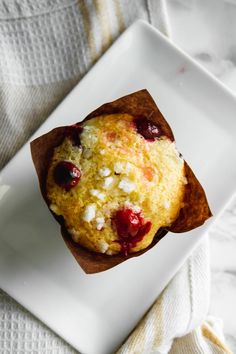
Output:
top-left (117, 238), bottom-right (231, 354)
top-left (0, 1), bottom-right (232, 353)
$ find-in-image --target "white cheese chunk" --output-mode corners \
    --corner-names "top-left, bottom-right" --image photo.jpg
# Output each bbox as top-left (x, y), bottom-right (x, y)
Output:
top-left (103, 176), bottom-right (114, 188)
top-left (125, 162), bottom-right (132, 173)
top-left (97, 192), bottom-right (105, 200)
top-left (118, 178), bottom-right (136, 193)
top-left (89, 189), bottom-right (105, 200)
top-left (98, 240), bottom-right (109, 253)
top-left (96, 217), bottom-right (105, 231)
top-left (114, 162), bottom-right (124, 174)
top-left (83, 204), bottom-right (96, 222)
top-left (99, 167), bottom-right (111, 177)
top-left (114, 162), bottom-right (133, 174)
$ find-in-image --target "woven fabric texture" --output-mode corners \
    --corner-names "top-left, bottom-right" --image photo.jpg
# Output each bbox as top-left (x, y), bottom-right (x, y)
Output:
top-left (0, 1), bottom-right (231, 353)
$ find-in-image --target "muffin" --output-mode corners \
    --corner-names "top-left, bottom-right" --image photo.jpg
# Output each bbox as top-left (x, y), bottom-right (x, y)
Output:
top-left (46, 113), bottom-right (186, 256)
top-left (31, 90), bottom-right (212, 273)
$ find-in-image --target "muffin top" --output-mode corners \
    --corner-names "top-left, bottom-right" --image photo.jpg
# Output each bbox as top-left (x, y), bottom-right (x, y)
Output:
top-left (46, 113), bottom-right (186, 255)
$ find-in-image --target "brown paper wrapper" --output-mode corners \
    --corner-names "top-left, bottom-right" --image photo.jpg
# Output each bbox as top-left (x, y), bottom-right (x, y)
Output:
top-left (31, 89), bottom-right (212, 274)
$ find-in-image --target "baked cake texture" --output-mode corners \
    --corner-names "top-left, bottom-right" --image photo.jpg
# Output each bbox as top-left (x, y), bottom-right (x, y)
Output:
top-left (46, 113), bottom-right (186, 255)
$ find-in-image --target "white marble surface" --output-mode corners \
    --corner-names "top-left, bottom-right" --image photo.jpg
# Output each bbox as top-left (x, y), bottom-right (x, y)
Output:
top-left (168, 0), bottom-right (236, 351)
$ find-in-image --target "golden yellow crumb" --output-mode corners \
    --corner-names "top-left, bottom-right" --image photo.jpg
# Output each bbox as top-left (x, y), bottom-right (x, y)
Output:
top-left (46, 114), bottom-right (185, 255)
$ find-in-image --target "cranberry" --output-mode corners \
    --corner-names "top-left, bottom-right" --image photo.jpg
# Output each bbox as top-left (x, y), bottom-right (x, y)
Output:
top-left (114, 208), bottom-right (152, 255)
top-left (135, 117), bottom-right (162, 141)
top-left (54, 161), bottom-right (81, 191)
top-left (116, 209), bottom-right (140, 237)
top-left (65, 124), bottom-right (83, 146)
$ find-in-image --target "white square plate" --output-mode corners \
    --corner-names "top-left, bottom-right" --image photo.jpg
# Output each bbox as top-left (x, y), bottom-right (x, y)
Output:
top-left (1, 20), bottom-right (236, 354)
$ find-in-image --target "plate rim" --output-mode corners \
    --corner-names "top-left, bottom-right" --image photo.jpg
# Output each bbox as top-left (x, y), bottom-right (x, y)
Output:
top-left (1, 19), bottom-right (236, 354)
top-left (2, 19), bottom-right (236, 177)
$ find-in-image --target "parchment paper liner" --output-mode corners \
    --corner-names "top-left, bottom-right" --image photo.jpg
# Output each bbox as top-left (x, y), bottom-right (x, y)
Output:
top-left (31, 90), bottom-right (212, 273)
